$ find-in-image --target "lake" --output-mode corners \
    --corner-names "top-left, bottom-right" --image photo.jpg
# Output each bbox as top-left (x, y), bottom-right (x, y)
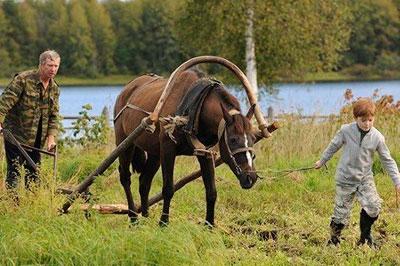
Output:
top-left (1, 79), bottom-right (400, 120)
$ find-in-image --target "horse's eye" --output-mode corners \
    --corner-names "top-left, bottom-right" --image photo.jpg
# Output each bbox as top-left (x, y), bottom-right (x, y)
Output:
top-left (229, 138), bottom-right (238, 145)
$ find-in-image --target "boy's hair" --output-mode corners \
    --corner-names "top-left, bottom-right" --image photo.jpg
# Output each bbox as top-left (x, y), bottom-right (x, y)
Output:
top-left (353, 98), bottom-right (376, 118)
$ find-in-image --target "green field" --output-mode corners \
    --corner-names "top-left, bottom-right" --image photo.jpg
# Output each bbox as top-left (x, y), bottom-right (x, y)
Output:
top-left (1, 112), bottom-right (400, 265)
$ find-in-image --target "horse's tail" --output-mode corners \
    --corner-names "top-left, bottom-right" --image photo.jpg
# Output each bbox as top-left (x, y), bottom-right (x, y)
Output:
top-left (131, 146), bottom-right (147, 174)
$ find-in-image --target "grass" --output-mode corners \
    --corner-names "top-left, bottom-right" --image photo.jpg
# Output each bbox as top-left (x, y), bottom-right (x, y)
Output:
top-left (1, 113), bottom-right (400, 265)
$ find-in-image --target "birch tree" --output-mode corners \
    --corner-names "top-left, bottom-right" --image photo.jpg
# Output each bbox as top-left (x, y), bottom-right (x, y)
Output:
top-left (175, 0), bottom-right (351, 93)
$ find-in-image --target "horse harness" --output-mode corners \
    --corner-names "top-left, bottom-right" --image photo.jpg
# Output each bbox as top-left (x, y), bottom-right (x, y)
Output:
top-left (114, 77), bottom-right (255, 172)
top-left (113, 74), bottom-right (161, 123)
top-left (217, 109), bottom-right (256, 176)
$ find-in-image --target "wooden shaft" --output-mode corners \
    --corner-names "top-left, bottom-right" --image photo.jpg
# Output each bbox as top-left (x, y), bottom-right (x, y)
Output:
top-left (60, 117), bottom-right (151, 213)
top-left (53, 145), bottom-right (58, 179)
top-left (20, 143), bottom-right (56, 156)
top-left (2, 129), bottom-right (37, 171)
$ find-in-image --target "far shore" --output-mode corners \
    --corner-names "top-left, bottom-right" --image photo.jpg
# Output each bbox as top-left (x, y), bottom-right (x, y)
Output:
top-left (1, 72), bottom-right (399, 88)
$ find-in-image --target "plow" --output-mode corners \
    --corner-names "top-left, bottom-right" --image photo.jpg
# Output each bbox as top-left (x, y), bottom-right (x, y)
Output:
top-left (57, 55), bottom-right (279, 216)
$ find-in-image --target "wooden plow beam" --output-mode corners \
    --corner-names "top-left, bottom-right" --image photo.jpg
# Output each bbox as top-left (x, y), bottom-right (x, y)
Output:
top-left (59, 55), bottom-right (276, 214)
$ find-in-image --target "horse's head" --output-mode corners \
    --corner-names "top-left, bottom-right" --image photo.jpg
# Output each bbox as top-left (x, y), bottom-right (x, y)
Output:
top-left (218, 104), bottom-right (258, 189)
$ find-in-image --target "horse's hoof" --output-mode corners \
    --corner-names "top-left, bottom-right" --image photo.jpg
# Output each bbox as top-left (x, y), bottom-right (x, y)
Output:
top-left (204, 221), bottom-right (214, 229)
top-left (129, 217), bottom-right (139, 225)
top-left (57, 207), bottom-right (68, 215)
top-left (159, 219), bottom-right (169, 227)
top-left (159, 221), bottom-right (168, 227)
top-left (84, 210), bottom-right (91, 220)
top-left (142, 212), bottom-right (149, 218)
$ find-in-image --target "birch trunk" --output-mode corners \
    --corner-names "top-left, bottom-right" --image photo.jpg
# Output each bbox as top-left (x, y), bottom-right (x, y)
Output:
top-left (245, 2), bottom-right (258, 99)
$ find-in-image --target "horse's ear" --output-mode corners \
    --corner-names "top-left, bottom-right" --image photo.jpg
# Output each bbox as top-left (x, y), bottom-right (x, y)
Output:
top-left (246, 104), bottom-right (256, 120)
top-left (220, 103), bottom-right (233, 124)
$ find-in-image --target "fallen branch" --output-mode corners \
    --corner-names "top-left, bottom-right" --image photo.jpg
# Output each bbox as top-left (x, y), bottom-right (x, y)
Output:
top-left (80, 204), bottom-right (129, 214)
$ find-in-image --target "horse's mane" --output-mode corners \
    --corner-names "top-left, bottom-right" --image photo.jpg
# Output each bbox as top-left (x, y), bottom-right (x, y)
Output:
top-left (215, 86), bottom-right (252, 134)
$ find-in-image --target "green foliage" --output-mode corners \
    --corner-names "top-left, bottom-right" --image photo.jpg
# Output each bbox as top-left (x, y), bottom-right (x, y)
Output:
top-left (64, 104), bottom-right (110, 147)
top-left (37, 0), bottom-right (70, 75)
top-left (83, 0), bottom-right (116, 75)
top-left (1, 0), bottom-right (23, 70)
top-left (340, 0), bottom-right (400, 69)
top-left (66, 0), bottom-right (97, 77)
top-left (341, 64), bottom-right (376, 79)
top-left (104, 0), bottom-right (142, 74)
top-left (136, 0), bottom-right (184, 75)
top-left (0, 7), bottom-right (11, 76)
top-left (15, 1), bottom-right (40, 66)
top-left (103, 0), bottom-right (184, 75)
top-left (0, 0), bottom-right (398, 80)
top-left (374, 52), bottom-right (400, 77)
top-left (175, 0), bottom-right (352, 84)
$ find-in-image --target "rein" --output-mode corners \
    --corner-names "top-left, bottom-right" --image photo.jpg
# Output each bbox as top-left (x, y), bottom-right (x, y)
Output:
top-left (260, 164), bottom-right (328, 177)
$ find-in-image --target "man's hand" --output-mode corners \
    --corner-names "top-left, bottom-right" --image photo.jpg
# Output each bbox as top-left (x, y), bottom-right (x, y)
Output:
top-left (46, 135), bottom-right (56, 151)
top-left (396, 184), bottom-right (400, 194)
top-left (314, 160), bottom-right (323, 169)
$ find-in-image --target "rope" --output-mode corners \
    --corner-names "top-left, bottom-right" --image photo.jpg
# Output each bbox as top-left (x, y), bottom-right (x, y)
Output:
top-left (259, 164), bottom-right (328, 178)
top-left (159, 115), bottom-right (189, 143)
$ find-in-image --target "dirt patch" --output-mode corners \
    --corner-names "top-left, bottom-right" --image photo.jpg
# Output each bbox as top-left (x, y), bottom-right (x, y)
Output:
top-left (258, 230), bottom-right (278, 241)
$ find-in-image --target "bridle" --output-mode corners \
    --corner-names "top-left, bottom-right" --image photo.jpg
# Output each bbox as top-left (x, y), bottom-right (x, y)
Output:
top-left (217, 109), bottom-right (255, 176)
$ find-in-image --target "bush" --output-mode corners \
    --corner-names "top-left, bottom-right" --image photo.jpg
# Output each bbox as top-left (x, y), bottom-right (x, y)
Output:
top-left (63, 104), bottom-right (111, 147)
top-left (341, 64), bottom-right (375, 78)
top-left (374, 52), bottom-right (400, 78)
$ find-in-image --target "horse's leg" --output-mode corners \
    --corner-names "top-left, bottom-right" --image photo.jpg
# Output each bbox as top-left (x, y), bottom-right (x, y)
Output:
top-left (159, 140), bottom-right (176, 226)
top-left (118, 146), bottom-right (137, 223)
top-left (139, 154), bottom-right (160, 217)
top-left (197, 155), bottom-right (217, 226)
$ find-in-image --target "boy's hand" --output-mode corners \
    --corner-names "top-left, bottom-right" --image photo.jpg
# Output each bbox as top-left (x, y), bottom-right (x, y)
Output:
top-left (314, 160), bottom-right (323, 169)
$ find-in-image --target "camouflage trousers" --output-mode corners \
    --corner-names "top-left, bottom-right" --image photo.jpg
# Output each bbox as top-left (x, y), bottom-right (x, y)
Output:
top-left (331, 181), bottom-right (382, 225)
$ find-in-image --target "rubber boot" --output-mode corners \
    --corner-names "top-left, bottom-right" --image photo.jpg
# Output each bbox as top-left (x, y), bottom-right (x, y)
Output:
top-left (357, 208), bottom-right (378, 248)
top-left (327, 220), bottom-right (345, 246)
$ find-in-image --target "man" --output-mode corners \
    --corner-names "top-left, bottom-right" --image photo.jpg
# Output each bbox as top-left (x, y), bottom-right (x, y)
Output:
top-left (0, 50), bottom-right (60, 189)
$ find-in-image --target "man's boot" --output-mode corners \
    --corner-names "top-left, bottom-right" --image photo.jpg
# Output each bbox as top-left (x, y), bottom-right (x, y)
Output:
top-left (327, 220), bottom-right (345, 245)
top-left (357, 208), bottom-right (378, 248)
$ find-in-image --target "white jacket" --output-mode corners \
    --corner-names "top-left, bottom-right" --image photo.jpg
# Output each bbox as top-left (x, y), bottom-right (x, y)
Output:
top-left (320, 122), bottom-right (400, 186)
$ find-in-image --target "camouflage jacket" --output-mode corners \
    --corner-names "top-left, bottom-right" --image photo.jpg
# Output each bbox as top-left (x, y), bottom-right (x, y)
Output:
top-left (0, 70), bottom-right (60, 147)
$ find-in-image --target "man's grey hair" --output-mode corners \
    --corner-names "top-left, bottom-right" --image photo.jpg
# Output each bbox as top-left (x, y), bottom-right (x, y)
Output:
top-left (39, 50), bottom-right (60, 65)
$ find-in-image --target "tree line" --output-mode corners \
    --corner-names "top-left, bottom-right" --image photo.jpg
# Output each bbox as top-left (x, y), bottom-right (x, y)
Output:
top-left (0, 0), bottom-right (398, 83)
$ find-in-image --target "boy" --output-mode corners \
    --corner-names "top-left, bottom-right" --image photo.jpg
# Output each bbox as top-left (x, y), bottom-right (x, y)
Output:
top-left (315, 98), bottom-right (400, 247)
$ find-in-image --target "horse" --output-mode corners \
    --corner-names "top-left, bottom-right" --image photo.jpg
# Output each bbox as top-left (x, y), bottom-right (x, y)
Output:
top-left (114, 69), bottom-right (259, 226)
